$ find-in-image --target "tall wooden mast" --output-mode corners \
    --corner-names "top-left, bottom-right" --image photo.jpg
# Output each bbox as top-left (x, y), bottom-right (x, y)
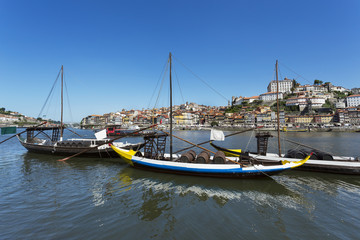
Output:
top-left (276, 60), bottom-right (281, 157)
top-left (60, 65), bottom-right (64, 140)
top-left (169, 52), bottom-right (173, 161)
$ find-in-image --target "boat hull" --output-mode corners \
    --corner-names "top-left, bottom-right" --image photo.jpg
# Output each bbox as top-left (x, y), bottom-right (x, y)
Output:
top-left (19, 139), bottom-right (145, 158)
top-left (132, 161), bottom-right (285, 178)
top-left (110, 145), bottom-right (308, 179)
top-left (211, 142), bottom-right (360, 175)
top-left (251, 153), bottom-right (360, 175)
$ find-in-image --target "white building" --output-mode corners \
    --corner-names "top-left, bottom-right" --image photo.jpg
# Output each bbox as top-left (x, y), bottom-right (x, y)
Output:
top-left (267, 78), bottom-right (294, 93)
top-left (335, 101), bottom-right (346, 109)
top-left (346, 94), bottom-right (360, 107)
top-left (0, 114), bottom-right (18, 123)
top-left (331, 86), bottom-right (349, 92)
top-left (259, 92), bottom-right (283, 102)
top-left (286, 97), bottom-right (308, 107)
top-left (286, 96), bottom-right (326, 109)
top-left (232, 96), bottom-right (244, 105)
top-left (308, 97), bottom-right (326, 108)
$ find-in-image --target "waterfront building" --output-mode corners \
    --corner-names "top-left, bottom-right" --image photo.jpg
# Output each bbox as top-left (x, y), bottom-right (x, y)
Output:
top-left (348, 108), bottom-right (360, 124)
top-left (271, 111), bottom-right (285, 124)
top-left (174, 112), bottom-right (197, 125)
top-left (313, 115), bottom-right (333, 124)
top-left (333, 110), bottom-right (346, 123)
top-left (233, 115), bottom-right (245, 125)
top-left (267, 78), bottom-right (294, 93)
top-left (244, 113), bottom-right (256, 125)
top-left (259, 92), bottom-right (283, 102)
top-left (346, 94), bottom-right (360, 107)
top-left (255, 112), bottom-right (272, 123)
top-left (286, 115), bottom-right (313, 124)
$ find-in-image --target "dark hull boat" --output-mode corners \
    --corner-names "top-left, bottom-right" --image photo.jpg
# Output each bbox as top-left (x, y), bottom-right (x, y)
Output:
top-left (208, 60), bottom-right (360, 175)
top-left (210, 137), bottom-right (360, 175)
top-left (16, 66), bottom-right (145, 159)
top-left (17, 126), bottom-right (145, 158)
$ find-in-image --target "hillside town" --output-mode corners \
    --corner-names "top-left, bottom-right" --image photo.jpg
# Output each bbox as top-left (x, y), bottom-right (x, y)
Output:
top-left (2, 79), bottom-right (360, 131)
top-left (79, 79), bottom-right (360, 131)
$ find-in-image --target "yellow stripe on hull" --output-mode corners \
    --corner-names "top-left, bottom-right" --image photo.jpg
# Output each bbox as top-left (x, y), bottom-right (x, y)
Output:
top-left (110, 144), bottom-right (136, 166)
top-left (281, 153), bottom-right (313, 168)
top-left (222, 149), bottom-right (243, 157)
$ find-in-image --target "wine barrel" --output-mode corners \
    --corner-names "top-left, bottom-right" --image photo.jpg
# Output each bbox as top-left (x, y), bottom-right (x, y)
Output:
top-left (179, 150), bottom-right (196, 163)
top-left (195, 151), bottom-right (210, 163)
top-left (313, 150), bottom-right (333, 160)
top-left (300, 149), bottom-right (318, 159)
top-left (187, 150), bottom-right (196, 161)
top-left (285, 149), bottom-right (305, 159)
top-left (213, 151), bottom-right (226, 164)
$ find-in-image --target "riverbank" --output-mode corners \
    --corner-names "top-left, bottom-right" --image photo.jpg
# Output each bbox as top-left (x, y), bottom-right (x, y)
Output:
top-left (2, 123), bottom-right (359, 133)
top-left (169, 125), bottom-right (360, 132)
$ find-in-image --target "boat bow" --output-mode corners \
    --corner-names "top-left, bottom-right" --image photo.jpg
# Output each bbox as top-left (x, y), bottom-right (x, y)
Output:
top-left (281, 152), bottom-right (313, 168)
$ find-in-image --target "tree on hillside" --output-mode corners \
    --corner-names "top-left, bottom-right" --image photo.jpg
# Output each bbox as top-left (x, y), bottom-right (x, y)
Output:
top-left (314, 79), bottom-right (323, 85)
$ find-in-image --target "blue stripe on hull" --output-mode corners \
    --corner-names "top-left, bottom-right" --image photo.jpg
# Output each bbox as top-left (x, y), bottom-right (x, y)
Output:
top-left (132, 159), bottom-right (286, 174)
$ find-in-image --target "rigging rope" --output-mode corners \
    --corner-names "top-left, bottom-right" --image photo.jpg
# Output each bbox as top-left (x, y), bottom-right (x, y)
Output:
top-left (148, 58), bottom-right (169, 109)
top-left (153, 61), bottom-right (169, 109)
top-left (38, 67), bottom-right (62, 119)
top-left (245, 129), bottom-right (255, 152)
top-left (63, 72), bottom-right (74, 123)
top-left (173, 63), bottom-right (185, 105)
top-left (172, 55), bottom-right (229, 102)
top-left (278, 61), bottom-right (313, 85)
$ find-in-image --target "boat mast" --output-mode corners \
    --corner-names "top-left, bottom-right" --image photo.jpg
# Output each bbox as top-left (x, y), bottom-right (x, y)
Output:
top-left (169, 52), bottom-right (173, 161)
top-left (276, 60), bottom-right (281, 156)
top-left (60, 65), bottom-right (64, 141)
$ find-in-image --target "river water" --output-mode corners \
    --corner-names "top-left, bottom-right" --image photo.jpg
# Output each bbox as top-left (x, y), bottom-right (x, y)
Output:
top-left (1, 129), bottom-right (359, 240)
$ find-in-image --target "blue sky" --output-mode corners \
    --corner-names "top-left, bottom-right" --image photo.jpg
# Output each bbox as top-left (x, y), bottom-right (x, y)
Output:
top-left (1, 0), bottom-right (359, 122)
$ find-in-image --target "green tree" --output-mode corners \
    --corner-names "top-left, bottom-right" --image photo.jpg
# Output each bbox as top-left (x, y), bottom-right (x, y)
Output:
top-left (210, 121), bottom-right (219, 127)
top-left (314, 79), bottom-right (323, 85)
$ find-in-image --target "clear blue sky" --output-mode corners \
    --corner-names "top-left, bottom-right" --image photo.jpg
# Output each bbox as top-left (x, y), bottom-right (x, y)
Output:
top-left (1, 0), bottom-right (359, 122)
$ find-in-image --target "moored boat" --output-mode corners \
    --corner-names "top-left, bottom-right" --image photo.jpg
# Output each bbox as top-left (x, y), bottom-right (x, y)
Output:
top-left (16, 66), bottom-right (144, 158)
top-left (110, 141), bottom-right (310, 178)
top-left (107, 125), bottom-right (155, 137)
top-left (210, 60), bottom-right (360, 175)
top-left (17, 126), bottom-right (145, 158)
top-left (210, 140), bottom-right (360, 175)
top-left (110, 53), bottom-right (310, 178)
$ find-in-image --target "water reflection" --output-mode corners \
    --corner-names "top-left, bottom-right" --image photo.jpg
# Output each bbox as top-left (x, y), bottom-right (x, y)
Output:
top-left (108, 167), bottom-right (308, 208)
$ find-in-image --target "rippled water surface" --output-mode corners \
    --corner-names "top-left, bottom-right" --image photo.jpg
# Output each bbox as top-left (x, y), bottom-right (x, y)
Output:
top-left (1, 130), bottom-right (360, 239)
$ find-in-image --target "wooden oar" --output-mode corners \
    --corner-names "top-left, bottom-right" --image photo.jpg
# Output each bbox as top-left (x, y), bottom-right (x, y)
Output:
top-left (159, 129), bottom-right (245, 167)
top-left (172, 126), bottom-right (263, 154)
top-left (0, 121), bottom-right (47, 145)
top-left (58, 124), bottom-right (157, 162)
